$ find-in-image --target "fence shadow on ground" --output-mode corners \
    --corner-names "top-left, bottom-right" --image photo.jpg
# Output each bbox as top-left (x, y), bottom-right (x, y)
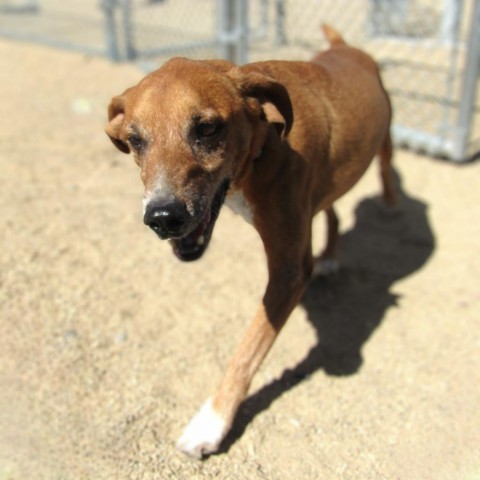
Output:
top-left (220, 167), bottom-right (435, 454)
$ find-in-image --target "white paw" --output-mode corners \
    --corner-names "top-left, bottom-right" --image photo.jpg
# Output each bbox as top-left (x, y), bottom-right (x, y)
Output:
top-left (177, 399), bottom-right (228, 459)
top-left (313, 258), bottom-right (340, 277)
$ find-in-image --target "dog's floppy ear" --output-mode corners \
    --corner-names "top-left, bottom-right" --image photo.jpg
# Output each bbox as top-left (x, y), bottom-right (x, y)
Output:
top-left (232, 69), bottom-right (293, 138)
top-left (105, 94), bottom-right (130, 154)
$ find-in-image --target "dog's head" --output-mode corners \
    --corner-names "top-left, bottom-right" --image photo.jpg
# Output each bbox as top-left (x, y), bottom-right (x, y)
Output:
top-left (106, 57), bottom-right (292, 261)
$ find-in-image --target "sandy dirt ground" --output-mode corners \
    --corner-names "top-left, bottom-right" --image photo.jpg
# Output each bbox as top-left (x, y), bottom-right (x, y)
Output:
top-left (1, 39), bottom-right (479, 480)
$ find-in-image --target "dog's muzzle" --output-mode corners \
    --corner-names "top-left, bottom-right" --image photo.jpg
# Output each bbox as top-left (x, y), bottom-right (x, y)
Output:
top-left (143, 181), bottom-right (230, 262)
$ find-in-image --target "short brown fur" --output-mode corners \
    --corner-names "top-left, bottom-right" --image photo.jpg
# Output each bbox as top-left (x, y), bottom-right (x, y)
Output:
top-left (106, 25), bottom-right (395, 458)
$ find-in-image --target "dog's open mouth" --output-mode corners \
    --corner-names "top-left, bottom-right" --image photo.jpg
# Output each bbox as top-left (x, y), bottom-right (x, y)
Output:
top-left (169, 180), bottom-right (230, 262)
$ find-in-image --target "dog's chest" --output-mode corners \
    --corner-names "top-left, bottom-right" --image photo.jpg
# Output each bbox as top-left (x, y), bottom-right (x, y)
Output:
top-left (225, 190), bottom-right (254, 225)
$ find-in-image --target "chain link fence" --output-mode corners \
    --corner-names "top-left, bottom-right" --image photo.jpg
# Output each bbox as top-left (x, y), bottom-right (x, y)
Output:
top-left (0, 0), bottom-right (226, 60)
top-left (248, 0), bottom-right (480, 161)
top-left (0, 0), bottom-right (110, 57)
top-left (1, 0), bottom-right (478, 161)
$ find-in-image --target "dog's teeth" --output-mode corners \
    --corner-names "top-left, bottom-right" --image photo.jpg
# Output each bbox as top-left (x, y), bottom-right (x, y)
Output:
top-left (197, 236), bottom-right (205, 246)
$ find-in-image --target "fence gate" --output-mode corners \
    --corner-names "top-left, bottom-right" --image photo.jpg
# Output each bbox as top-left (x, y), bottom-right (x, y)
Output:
top-left (248, 0), bottom-right (480, 162)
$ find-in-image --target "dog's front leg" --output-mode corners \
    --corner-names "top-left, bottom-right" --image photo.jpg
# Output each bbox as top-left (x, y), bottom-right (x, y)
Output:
top-left (177, 237), bottom-right (313, 459)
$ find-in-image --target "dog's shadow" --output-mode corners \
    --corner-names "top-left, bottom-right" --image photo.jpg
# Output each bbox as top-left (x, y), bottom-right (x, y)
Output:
top-left (220, 168), bottom-right (435, 452)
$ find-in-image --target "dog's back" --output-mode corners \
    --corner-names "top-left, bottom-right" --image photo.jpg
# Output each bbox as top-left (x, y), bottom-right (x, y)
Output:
top-left (240, 25), bottom-right (392, 210)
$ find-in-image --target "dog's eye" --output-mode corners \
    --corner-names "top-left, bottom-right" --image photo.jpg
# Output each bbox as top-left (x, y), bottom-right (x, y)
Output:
top-left (196, 121), bottom-right (223, 138)
top-left (128, 134), bottom-right (144, 151)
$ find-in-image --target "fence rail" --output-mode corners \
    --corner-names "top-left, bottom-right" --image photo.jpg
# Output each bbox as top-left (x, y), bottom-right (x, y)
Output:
top-left (0, 0), bottom-right (478, 161)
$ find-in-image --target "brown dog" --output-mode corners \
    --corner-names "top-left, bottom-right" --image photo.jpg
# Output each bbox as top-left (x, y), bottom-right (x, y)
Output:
top-left (105, 25), bottom-right (395, 458)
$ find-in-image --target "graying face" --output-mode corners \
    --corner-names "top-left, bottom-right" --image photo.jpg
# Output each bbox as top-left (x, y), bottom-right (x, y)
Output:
top-left (106, 58), bottom-right (253, 261)
top-left (106, 57), bottom-right (293, 261)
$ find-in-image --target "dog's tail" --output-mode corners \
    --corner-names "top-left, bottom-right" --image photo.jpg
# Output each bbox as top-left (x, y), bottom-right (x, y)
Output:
top-left (321, 24), bottom-right (346, 46)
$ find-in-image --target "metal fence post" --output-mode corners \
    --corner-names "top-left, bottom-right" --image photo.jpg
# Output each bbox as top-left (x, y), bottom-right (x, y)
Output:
top-left (217, 0), bottom-right (249, 64)
top-left (274, 0), bottom-right (286, 46)
top-left (120, 0), bottom-right (136, 60)
top-left (101, 0), bottom-right (120, 61)
top-left (440, 0), bottom-right (463, 44)
top-left (452, 0), bottom-right (480, 161)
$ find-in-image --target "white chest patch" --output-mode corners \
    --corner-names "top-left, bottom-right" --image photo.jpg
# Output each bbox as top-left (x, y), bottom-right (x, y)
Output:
top-left (225, 190), bottom-right (254, 225)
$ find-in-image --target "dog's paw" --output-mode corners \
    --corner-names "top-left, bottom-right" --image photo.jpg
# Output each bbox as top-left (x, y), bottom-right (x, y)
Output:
top-left (177, 399), bottom-right (228, 459)
top-left (313, 257), bottom-right (340, 277)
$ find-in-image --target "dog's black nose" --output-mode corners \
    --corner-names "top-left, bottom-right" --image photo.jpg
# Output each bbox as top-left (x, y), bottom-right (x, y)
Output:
top-left (144, 200), bottom-right (189, 238)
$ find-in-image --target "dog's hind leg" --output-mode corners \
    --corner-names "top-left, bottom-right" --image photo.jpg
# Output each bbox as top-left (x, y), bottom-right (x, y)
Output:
top-left (379, 129), bottom-right (396, 206)
top-left (313, 206), bottom-right (340, 277)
